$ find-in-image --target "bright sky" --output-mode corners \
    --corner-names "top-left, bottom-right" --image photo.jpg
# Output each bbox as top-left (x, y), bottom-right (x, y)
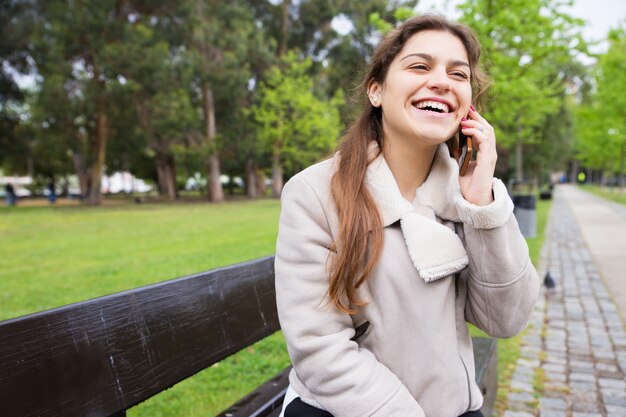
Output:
top-left (565, 0), bottom-right (626, 48)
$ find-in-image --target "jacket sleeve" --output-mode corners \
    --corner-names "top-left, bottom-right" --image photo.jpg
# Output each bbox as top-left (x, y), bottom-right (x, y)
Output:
top-left (275, 174), bottom-right (425, 417)
top-left (455, 179), bottom-right (540, 338)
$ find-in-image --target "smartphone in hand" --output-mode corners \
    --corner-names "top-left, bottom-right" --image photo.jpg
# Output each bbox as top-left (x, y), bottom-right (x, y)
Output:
top-left (458, 127), bottom-right (472, 176)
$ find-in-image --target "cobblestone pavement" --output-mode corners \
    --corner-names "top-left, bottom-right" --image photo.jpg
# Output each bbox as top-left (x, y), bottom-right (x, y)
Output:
top-left (503, 187), bottom-right (626, 417)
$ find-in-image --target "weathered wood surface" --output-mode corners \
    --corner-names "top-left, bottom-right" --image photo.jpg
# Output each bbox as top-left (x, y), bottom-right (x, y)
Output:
top-left (0, 257), bottom-right (278, 417)
top-left (0, 254), bottom-right (498, 417)
top-left (217, 367), bottom-right (291, 417)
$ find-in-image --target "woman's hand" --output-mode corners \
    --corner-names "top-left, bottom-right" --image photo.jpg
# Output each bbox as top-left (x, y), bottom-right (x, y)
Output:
top-left (455, 106), bottom-right (497, 206)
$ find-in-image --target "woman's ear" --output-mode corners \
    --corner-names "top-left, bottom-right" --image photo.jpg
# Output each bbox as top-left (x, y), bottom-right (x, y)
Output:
top-left (368, 82), bottom-right (382, 107)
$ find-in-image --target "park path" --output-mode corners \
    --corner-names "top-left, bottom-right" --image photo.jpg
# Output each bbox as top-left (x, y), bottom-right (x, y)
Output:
top-left (503, 185), bottom-right (626, 417)
top-left (564, 186), bottom-right (626, 323)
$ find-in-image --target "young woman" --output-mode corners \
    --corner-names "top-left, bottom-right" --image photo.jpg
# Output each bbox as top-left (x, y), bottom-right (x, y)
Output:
top-left (275, 14), bottom-right (539, 417)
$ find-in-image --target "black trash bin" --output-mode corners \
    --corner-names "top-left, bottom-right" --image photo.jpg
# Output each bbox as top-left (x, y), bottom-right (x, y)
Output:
top-left (513, 194), bottom-right (536, 238)
top-left (539, 190), bottom-right (552, 200)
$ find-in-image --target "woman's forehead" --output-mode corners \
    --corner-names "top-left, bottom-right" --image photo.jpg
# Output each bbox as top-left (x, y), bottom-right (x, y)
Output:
top-left (397, 30), bottom-right (469, 63)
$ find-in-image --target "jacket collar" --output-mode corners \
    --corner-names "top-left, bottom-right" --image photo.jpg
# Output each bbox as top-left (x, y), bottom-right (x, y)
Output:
top-left (364, 142), bottom-right (468, 282)
top-left (365, 142), bottom-right (463, 227)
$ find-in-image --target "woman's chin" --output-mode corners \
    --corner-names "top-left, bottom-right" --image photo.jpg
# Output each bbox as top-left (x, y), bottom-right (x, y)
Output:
top-left (412, 128), bottom-right (456, 145)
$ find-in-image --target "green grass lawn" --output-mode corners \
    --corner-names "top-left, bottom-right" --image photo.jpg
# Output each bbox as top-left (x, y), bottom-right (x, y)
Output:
top-left (0, 199), bottom-right (282, 321)
top-left (0, 195), bottom-right (551, 416)
top-left (0, 199), bottom-right (290, 416)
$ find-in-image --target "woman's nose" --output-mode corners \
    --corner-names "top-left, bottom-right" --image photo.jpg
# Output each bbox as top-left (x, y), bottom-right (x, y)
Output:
top-left (427, 68), bottom-right (451, 91)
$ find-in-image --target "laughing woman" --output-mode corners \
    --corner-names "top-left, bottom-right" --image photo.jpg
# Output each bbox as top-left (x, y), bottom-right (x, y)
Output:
top-left (275, 14), bottom-right (539, 417)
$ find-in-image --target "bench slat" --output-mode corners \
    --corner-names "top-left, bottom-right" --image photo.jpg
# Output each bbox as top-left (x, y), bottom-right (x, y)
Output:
top-left (0, 257), bottom-right (279, 417)
top-left (472, 336), bottom-right (498, 417)
top-left (216, 367), bottom-right (290, 417)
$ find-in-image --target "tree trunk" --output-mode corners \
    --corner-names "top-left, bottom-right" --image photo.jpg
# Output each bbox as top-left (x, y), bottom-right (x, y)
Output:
top-left (279, 0), bottom-right (291, 57)
top-left (256, 168), bottom-right (267, 197)
top-left (203, 83), bottom-right (224, 202)
top-left (168, 155), bottom-right (178, 199)
top-left (87, 98), bottom-right (108, 206)
top-left (133, 97), bottom-right (177, 199)
top-left (207, 154), bottom-right (223, 202)
top-left (570, 160), bottom-right (579, 184)
top-left (155, 151), bottom-right (178, 200)
top-left (72, 150), bottom-right (89, 198)
top-left (245, 158), bottom-right (257, 199)
top-left (272, 149), bottom-right (283, 198)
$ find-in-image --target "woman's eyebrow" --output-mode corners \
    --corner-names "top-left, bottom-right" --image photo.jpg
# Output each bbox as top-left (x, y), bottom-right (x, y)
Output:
top-left (400, 52), bottom-right (470, 68)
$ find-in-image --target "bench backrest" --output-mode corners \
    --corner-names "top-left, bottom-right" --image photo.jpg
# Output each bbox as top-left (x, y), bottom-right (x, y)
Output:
top-left (0, 256), bottom-right (279, 417)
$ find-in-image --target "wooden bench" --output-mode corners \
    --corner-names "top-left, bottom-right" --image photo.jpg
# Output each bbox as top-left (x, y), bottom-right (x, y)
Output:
top-left (0, 256), bottom-right (497, 417)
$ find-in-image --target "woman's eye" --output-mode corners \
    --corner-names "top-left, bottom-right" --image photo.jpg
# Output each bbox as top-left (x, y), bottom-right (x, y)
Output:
top-left (450, 71), bottom-right (469, 79)
top-left (410, 64), bottom-right (429, 70)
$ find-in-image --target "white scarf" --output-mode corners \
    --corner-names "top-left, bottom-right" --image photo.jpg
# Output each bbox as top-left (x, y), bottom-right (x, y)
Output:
top-left (365, 142), bottom-right (512, 282)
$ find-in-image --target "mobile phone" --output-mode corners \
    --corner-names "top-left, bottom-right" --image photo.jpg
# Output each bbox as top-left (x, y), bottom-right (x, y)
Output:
top-left (458, 127), bottom-right (472, 176)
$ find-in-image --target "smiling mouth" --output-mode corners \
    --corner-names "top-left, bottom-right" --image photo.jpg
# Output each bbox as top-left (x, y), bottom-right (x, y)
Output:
top-left (412, 100), bottom-right (451, 114)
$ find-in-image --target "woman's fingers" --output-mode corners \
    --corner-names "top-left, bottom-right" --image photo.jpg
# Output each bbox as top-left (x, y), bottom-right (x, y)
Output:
top-left (468, 106), bottom-right (490, 126)
top-left (457, 108), bottom-right (497, 206)
top-left (460, 111), bottom-right (496, 159)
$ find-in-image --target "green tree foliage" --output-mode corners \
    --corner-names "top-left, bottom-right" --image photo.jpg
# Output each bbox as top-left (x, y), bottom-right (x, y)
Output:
top-left (29, 0), bottom-right (135, 204)
top-left (458, 0), bottom-right (586, 184)
top-left (575, 103), bottom-right (613, 173)
top-left (0, 0), bottom-right (35, 173)
top-left (254, 0), bottom-right (416, 119)
top-left (595, 27), bottom-right (626, 189)
top-left (369, 4), bottom-right (415, 35)
top-left (180, 0), bottom-right (275, 202)
top-left (28, 73), bottom-right (84, 184)
top-left (5, 0), bottom-right (612, 200)
top-left (248, 52), bottom-right (343, 197)
top-left (104, 10), bottom-right (196, 200)
top-left (575, 26), bottom-right (626, 189)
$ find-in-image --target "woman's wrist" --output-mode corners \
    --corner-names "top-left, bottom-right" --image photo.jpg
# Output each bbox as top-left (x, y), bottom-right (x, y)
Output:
top-left (463, 187), bottom-right (494, 206)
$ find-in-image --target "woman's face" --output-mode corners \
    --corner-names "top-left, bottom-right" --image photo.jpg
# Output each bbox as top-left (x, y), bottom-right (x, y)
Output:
top-left (370, 30), bottom-right (472, 148)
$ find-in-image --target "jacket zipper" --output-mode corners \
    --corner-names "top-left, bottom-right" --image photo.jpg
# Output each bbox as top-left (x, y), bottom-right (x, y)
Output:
top-left (459, 355), bottom-right (472, 413)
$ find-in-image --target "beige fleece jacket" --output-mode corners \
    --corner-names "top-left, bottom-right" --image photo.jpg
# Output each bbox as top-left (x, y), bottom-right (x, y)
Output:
top-left (275, 143), bottom-right (539, 417)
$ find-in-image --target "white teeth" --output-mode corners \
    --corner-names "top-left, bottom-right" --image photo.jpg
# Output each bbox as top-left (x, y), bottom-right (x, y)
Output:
top-left (415, 100), bottom-right (450, 113)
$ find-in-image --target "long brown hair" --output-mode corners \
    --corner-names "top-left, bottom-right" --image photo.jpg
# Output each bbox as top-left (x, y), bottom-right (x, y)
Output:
top-left (328, 14), bottom-right (490, 314)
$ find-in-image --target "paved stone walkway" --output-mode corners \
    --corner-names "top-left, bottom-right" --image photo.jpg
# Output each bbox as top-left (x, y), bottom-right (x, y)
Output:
top-left (564, 187), bottom-right (626, 322)
top-left (503, 186), bottom-right (626, 417)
